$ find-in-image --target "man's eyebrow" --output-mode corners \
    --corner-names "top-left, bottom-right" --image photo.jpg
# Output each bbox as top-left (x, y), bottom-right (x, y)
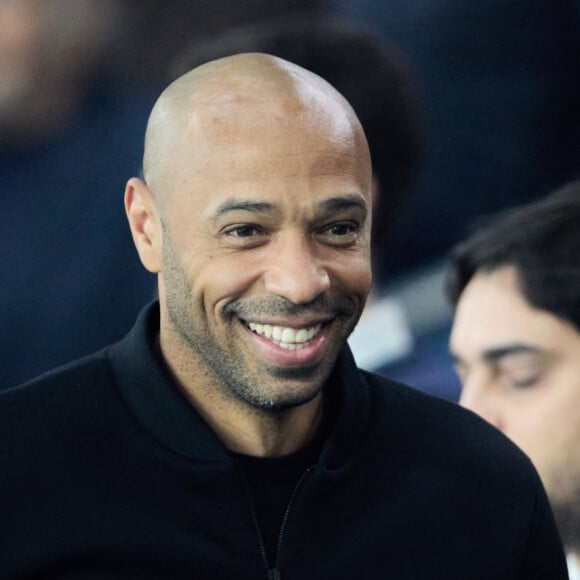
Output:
top-left (211, 194), bottom-right (367, 221)
top-left (211, 199), bottom-right (278, 220)
top-left (482, 344), bottom-right (543, 362)
top-left (316, 194), bottom-right (367, 215)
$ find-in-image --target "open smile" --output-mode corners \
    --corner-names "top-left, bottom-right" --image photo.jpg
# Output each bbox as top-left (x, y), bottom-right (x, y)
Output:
top-left (240, 318), bottom-right (331, 367)
top-left (245, 321), bottom-right (323, 351)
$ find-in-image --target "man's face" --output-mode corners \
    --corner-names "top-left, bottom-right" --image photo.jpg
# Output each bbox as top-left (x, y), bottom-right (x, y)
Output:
top-left (450, 265), bottom-right (580, 545)
top-left (156, 97), bottom-right (373, 411)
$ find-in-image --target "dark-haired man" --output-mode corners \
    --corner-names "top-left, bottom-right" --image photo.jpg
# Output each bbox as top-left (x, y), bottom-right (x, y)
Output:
top-left (448, 182), bottom-right (580, 578)
top-left (0, 54), bottom-right (567, 578)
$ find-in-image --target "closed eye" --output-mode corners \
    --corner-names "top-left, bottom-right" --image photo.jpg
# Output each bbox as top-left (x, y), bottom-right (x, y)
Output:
top-left (496, 352), bottom-right (547, 390)
top-left (502, 367), bottom-right (544, 389)
top-left (510, 376), bottom-right (542, 389)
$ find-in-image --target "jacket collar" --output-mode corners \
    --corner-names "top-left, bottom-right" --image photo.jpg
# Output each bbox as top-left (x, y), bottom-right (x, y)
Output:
top-left (108, 302), bottom-right (371, 468)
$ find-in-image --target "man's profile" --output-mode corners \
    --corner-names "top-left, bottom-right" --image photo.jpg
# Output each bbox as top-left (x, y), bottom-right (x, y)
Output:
top-left (0, 53), bottom-right (568, 578)
top-left (447, 182), bottom-right (580, 577)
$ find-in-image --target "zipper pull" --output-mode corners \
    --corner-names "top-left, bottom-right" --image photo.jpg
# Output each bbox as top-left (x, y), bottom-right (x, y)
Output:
top-left (268, 568), bottom-right (281, 580)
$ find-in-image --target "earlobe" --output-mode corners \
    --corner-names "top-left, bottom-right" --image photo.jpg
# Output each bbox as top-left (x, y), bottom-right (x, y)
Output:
top-left (124, 177), bottom-right (162, 273)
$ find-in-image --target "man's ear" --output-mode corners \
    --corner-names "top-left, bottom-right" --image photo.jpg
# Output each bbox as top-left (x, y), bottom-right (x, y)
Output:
top-left (124, 177), bottom-right (162, 273)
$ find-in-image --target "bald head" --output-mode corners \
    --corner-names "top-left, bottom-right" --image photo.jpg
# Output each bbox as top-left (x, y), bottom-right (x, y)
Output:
top-left (142, 53), bottom-right (370, 205)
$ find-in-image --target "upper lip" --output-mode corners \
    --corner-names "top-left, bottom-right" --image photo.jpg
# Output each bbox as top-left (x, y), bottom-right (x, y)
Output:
top-left (240, 317), bottom-right (332, 328)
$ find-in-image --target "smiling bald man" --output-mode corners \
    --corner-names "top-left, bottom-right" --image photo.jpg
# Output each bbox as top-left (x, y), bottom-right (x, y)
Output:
top-left (0, 54), bottom-right (567, 579)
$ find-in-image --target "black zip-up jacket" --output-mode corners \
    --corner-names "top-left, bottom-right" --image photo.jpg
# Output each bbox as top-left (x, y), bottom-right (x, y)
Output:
top-left (0, 303), bottom-right (568, 579)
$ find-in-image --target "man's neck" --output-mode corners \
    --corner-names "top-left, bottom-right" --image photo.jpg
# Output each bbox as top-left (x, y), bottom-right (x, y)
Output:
top-left (204, 395), bottom-right (324, 457)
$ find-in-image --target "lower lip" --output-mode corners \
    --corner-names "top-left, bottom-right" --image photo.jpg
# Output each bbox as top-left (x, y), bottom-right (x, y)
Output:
top-left (241, 321), bottom-right (331, 368)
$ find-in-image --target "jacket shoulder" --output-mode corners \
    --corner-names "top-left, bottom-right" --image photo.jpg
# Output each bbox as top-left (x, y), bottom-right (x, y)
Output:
top-left (0, 349), bottom-right (118, 433)
top-left (359, 371), bottom-right (566, 577)
top-left (360, 369), bottom-right (545, 489)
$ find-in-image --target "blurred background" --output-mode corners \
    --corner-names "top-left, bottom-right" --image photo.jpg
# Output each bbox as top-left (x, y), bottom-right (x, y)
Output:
top-left (2, 0), bottom-right (579, 397)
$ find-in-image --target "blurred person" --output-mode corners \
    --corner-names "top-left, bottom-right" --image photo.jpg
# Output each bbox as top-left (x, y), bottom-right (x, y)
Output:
top-left (326, 0), bottom-right (580, 282)
top-left (0, 0), bottom-right (157, 388)
top-left (447, 182), bottom-right (580, 577)
top-left (0, 53), bottom-right (568, 578)
top-left (0, 0), bottom-right (118, 145)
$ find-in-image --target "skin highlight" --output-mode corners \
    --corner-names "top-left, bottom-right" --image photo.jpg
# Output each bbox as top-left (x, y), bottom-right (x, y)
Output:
top-left (125, 53), bottom-right (373, 457)
top-left (450, 266), bottom-right (580, 551)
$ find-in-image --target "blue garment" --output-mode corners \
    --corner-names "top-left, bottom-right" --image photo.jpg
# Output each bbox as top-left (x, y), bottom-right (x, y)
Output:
top-left (1, 85), bottom-right (156, 389)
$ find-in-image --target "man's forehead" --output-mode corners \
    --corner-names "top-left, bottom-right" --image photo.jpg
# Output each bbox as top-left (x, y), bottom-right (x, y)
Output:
top-left (144, 53), bottom-right (369, 203)
top-left (450, 267), bottom-right (579, 359)
top-left (178, 95), bottom-right (365, 183)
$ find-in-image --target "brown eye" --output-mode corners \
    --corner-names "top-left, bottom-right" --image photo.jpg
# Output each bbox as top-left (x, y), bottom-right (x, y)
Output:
top-left (327, 223), bottom-right (354, 236)
top-left (226, 225), bottom-right (264, 238)
top-left (318, 221), bottom-right (360, 247)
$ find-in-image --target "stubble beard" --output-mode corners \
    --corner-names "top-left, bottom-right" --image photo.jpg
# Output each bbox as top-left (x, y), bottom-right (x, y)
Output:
top-left (161, 225), bottom-right (362, 413)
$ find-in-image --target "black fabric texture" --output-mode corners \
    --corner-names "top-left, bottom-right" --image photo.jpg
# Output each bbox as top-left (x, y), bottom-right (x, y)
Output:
top-left (232, 403), bottom-right (328, 566)
top-left (0, 302), bottom-right (568, 579)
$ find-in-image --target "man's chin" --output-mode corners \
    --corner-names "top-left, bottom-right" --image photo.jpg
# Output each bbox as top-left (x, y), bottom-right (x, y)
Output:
top-left (232, 372), bottom-right (324, 413)
top-left (252, 387), bottom-right (322, 413)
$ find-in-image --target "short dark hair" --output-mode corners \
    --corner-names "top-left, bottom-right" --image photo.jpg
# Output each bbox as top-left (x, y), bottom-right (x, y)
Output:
top-left (172, 16), bottom-right (423, 257)
top-left (446, 180), bottom-right (580, 330)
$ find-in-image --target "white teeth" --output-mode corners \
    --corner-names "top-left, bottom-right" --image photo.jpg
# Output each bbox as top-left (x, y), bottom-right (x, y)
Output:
top-left (281, 328), bottom-right (295, 343)
top-left (246, 321), bottom-right (322, 349)
top-left (295, 329), bottom-right (308, 342)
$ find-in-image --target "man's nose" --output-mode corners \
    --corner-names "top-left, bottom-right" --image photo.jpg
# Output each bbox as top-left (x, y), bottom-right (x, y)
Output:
top-left (263, 235), bottom-right (331, 305)
top-left (459, 376), bottom-right (503, 431)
